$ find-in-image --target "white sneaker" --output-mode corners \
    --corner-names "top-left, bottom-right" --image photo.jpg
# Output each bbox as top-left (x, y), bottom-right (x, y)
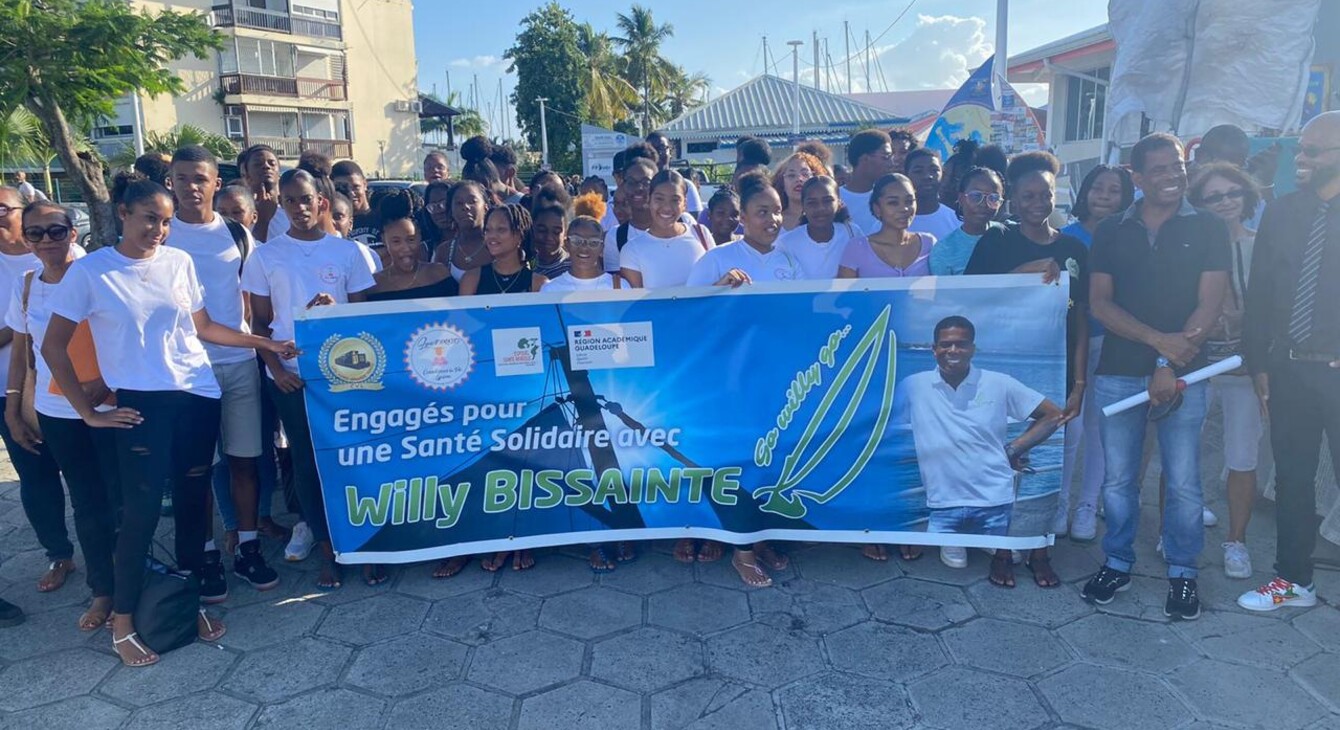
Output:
top-left (1222, 541), bottom-right (1252, 579)
top-left (1237, 577), bottom-right (1318, 612)
top-left (940, 546), bottom-right (968, 569)
top-left (1051, 510), bottom-right (1070, 538)
top-left (284, 521), bottom-right (314, 562)
top-left (1203, 507), bottom-right (1219, 527)
top-left (1071, 506), bottom-right (1098, 542)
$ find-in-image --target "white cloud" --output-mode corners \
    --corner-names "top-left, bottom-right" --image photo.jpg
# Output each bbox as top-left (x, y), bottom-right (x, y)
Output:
top-left (449, 55), bottom-right (503, 69)
top-left (876, 14), bottom-right (994, 91)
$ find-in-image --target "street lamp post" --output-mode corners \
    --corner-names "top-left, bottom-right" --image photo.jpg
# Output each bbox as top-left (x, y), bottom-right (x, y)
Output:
top-left (537, 97), bottom-right (550, 168)
top-left (787, 40), bottom-right (803, 138)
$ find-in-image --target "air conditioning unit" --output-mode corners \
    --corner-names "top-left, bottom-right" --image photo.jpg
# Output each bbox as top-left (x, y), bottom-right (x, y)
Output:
top-left (394, 100), bottom-right (423, 114)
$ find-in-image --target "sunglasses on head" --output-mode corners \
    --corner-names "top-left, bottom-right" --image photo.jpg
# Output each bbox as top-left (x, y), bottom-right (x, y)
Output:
top-left (964, 191), bottom-right (1003, 206)
top-left (22, 224), bottom-right (70, 243)
top-left (1197, 189), bottom-right (1245, 206)
top-left (567, 236), bottom-right (604, 249)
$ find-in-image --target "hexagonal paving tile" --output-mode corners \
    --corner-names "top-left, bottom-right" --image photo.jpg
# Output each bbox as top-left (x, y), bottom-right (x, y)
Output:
top-left (1039, 663), bottom-right (1189, 730)
top-left (964, 579), bottom-right (1094, 629)
top-left (393, 560), bottom-right (497, 600)
top-left (517, 680), bottom-right (641, 730)
top-left (220, 637), bottom-right (352, 703)
top-left (598, 550), bottom-right (695, 596)
top-left (121, 690), bottom-right (258, 730)
top-left (252, 687), bottom-right (387, 729)
top-left (862, 577), bottom-right (977, 631)
top-left (909, 666), bottom-right (1046, 730)
top-left (792, 543), bottom-right (903, 590)
top-left (940, 618), bottom-right (1070, 677)
top-left (1042, 542), bottom-right (1102, 583)
top-left (1, 695), bottom-right (128, 730)
top-left (651, 677), bottom-right (778, 730)
top-left (422, 587), bottom-right (541, 645)
top-left (778, 671), bottom-right (917, 729)
top-left (591, 626), bottom-right (705, 692)
top-left (0, 605), bottom-right (100, 661)
top-left (467, 630), bottom-right (584, 695)
top-left (1173, 610), bottom-right (1322, 670)
top-left (498, 554), bottom-right (594, 597)
top-left (218, 597), bottom-right (326, 652)
top-left (315, 593), bottom-right (429, 646)
top-left (1086, 575), bottom-right (1175, 623)
top-left (345, 633), bottom-right (469, 697)
top-left (824, 620), bottom-right (949, 682)
top-left (1057, 614), bottom-right (1198, 673)
top-left (1170, 659), bottom-right (1326, 729)
top-left (538, 586), bottom-right (643, 640)
top-left (1292, 652), bottom-right (1340, 713)
top-left (98, 642), bottom-right (238, 707)
top-left (649, 583), bottom-right (751, 636)
top-left (1292, 606), bottom-right (1340, 652)
top-left (385, 683), bottom-right (514, 730)
top-left (0, 647), bottom-right (118, 711)
top-left (896, 548), bottom-right (988, 587)
top-left (695, 549), bottom-right (798, 590)
top-left (707, 622), bottom-right (824, 688)
top-left (747, 579), bottom-right (868, 636)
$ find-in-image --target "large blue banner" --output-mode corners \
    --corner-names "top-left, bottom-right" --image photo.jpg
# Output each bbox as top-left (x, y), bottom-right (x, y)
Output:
top-left (295, 275), bottom-right (1068, 564)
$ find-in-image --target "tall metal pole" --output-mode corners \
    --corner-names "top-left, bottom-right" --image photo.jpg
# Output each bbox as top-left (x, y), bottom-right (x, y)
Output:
top-left (788, 40), bottom-right (803, 137)
top-left (762, 35), bottom-right (770, 75)
top-left (844, 21), bottom-right (851, 93)
top-left (994, 0), bottom-right (1009, 108)
top-left (864, 30), bottom-right (872, 92)
top-left (812, 31), bottom-right (820, 89)
top-left (537, 97), bottom-right (549, 168)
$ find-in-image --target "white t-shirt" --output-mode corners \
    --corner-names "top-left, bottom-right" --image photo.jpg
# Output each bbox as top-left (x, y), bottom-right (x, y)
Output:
top-left (600, 204), bottom-right (618, 233)
top-left (685, 179), bottom-right (704, 215)
top-left (240, 233), bottom-right (376, 375)
top-left (165, 214), bottom-right (254, 366)
top-left (265, 207), bottom-right (290, 242)
top-left (0, 250), bottom-right (42, 392)
top-left (602, 222), bottom-right (646, 273)
top-left (911, 204), bottom-right (961, 243)
top-left (686, 239), bottom-right (804, 286)
top-left (6, 267), bottom-right (113, 419)
top-left (779, 222), bottom-right (863, 280)
top-left (840, 187), bottom-right (877, 236)
top-left (619, 224), bottom-right (714, 289)
top-left (900, 367), bottom-right (1044, 508)
top-left (49, 246), bottom-right (220, 398)
top-left (348, 238), bottom-right (383, 274)
top-left (541, 272), bottom-right (619, 293)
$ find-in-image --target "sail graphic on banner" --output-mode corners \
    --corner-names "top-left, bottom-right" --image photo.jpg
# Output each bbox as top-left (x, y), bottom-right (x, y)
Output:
top-left (924, 56), bottom-right (1046, 160)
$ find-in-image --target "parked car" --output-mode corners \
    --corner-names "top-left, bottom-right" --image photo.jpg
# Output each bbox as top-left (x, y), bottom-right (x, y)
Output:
top-left (66, 203), bottom-right (93, 248)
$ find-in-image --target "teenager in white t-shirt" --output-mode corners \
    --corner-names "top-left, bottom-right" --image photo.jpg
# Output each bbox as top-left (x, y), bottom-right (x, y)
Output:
top-left (238, 144), bottom-right (287, 242)
top-left (242, 169), bottom-right (376, 592)
top-left (541, 216), bottom-right (625, 294)
top-left (780, 175), bottom-right (863, 279)
top-left (603, 157), bottom-right (656, 273)
top-left (906, 148), bottom-right (962, 242)
top-left (45, 174), bottom-right (297, 668)
top-left (4, 201), bottom-right (118, 631)
top-left (840, 129), bottom-right (896, 237)
top-left (166, 146), bottom-right (279, 600)
top-left (619, 168), bottom-right (714, 289)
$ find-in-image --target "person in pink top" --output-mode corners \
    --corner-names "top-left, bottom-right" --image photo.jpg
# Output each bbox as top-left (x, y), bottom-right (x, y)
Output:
top-left (838, 173), bottom-right (935, 280)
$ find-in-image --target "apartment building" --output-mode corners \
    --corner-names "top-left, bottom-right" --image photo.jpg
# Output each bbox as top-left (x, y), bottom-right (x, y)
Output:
top-left (95, 0), bottom-right (420, 177)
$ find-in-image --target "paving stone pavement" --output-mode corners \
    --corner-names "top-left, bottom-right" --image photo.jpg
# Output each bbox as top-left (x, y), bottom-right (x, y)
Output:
top-left (0, 449), bottom-right (1336, 728)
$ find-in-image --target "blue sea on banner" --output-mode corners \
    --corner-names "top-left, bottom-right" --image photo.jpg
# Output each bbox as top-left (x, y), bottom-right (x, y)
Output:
top-left (295, 277), bottom-right (1068, 558)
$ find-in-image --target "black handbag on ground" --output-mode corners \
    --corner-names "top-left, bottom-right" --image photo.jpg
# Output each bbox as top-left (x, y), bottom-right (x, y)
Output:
top-left (135, 555), bottom-right (199, 655)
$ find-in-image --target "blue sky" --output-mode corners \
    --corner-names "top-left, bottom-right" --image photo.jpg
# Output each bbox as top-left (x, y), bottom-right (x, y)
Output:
top-left (412, 0), bottom-right (1109, 138)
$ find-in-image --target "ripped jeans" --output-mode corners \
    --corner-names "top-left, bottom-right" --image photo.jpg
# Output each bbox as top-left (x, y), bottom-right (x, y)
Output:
top-left (112, 390), bottom-right (221, 614)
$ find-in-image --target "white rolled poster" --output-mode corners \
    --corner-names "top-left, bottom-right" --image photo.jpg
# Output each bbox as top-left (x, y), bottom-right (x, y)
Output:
top-left (1101, 356), bottom-right (1244, 417)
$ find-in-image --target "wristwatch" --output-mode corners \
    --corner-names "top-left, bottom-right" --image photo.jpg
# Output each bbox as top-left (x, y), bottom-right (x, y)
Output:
top-left (1155, 356), bottom-right (1172, 370)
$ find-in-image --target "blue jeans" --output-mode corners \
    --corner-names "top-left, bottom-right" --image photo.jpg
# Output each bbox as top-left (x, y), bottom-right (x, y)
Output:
top-left (1095, 375), bottom-right (1206, 579)
top-left (926, 503), bottom-right (1013, 536)
top-left (211, 387), bottom-right (279, 531)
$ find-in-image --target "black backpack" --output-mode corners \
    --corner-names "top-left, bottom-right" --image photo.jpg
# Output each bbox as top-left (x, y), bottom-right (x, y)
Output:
top-left (616, 222), bottom-right (631, 251)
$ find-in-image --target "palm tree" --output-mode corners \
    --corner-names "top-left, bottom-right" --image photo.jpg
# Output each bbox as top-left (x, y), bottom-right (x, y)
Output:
top-left (108, 124), bottom-right (236, 169)
top-left (420, 91), bottom-right (486, 148)
top-left (659, 67), bottom-right (710, 124)
top-left (577, 23), bottom-right (638, 130)
top-left (612, 5), bottom-right (674, 135)
top-left (0, 106), bottom-right (45, 185)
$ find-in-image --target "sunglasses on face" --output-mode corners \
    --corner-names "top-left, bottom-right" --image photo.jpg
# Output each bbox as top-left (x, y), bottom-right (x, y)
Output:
top-left (22, 224), bottom-right (70, 243)
top-left (1198, 188), bottom-right (1245, 206)
top-left (568, 236), bottom-right (604, 249)
top-left (1300, 144), bottom-right (1340, 158)
top-left (964, 191), bottom-right (1003, 206)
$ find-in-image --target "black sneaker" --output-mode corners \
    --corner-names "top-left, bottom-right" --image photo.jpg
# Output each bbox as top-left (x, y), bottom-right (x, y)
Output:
top-left (0, 598), bottom-right (24, 627)
top-left (233, 540), bottom-right (280, 591)
top-left (199, 549), bottom-right (229, 604)
top-left (1165, 578), bottom-right (1201, 620)
top-left (1081, 566), bottom-right (1131, 605)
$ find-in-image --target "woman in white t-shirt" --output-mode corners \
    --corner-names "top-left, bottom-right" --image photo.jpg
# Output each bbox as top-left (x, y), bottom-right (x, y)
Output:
top-left (541, 216), bottom-right (625, 294)
top-left (618, 169), bottom-right (714, 289)
top-left (44, 174), bottom-right (298, 668)
top-left (779, 175), bottom-right (863, 279)
top-left (242, 169), bottom-right (376, 593)
top-left (3, 201), bottom-right (115, 633)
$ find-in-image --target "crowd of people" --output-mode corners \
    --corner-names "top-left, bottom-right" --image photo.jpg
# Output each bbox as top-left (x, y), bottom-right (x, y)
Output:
top-left (0, 110), bottom-right (1334, 667)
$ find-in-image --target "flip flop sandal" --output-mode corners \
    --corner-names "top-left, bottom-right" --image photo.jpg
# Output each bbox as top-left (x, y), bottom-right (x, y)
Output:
top-left (197, 609), bottom-right (226, 642)
top-left (898, 545), bottom-right (924, 561)
top-left (1025, 558), bottom-right (1061, 588)
top-left (730, 555), bottom-right (773, 588)
top-left (615, 542), bottom-right (638, 563)
top-left (673, 539), bottom-right (697, 564)
top-left (989, 553), bottom-right (1016, 588)
top-left (38, 560), bottom-right (76, 593)
top-left (589, 545), bottom-right (616, 573)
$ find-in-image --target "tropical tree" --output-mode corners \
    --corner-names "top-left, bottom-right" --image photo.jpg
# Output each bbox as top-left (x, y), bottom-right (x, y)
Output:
top-left (505, 2), bottom-right (585, 171)
top-left (576, 23), bottom-right (638, 130)
top-left (658, 67), bottom-right (710, 125)
top-left (0, 105), bottom-right (44, 182)
top-left (108, 124), bottom-right (236, 170)
top-left (612, 5), bottom-right (674, 135)
top-left (0, 0), bottom-right (221, 245)
top-left (420, 90), bottom-right (486, 148)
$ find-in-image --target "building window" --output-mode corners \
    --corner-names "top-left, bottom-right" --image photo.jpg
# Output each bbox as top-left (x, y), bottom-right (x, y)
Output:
top-left (235, 38), bottom-right (294, 78)
top-left (93, 125), bottom-right (133, 138)
top-left (1063, 67), bottom-right (1109, 143)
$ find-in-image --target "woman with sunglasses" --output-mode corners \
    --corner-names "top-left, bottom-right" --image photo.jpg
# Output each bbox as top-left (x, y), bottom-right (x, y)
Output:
top-left (1188, 162), bottom-right (1264, 580)
top-left (929, 167), bottom-right (1004, 276)
top-left (5, 201), bottom-right (117, 633)
top-left (541, 216), bottom-right (623, 293)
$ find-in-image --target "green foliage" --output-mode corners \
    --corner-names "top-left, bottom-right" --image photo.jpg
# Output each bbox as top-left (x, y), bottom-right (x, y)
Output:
top-left (108, 124), bottom-right (237, 170)
top-left (577, 23), bottom-right (639, 130)
top-left (0, 105), bottom-right (44, 172)
top-left (420, 90), bottom-right (486, 144)
top-left (504, 2), bottom-right (585, 171)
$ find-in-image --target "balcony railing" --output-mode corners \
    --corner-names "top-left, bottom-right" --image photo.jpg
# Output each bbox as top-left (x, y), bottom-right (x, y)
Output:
top-left (247, 135), bottom-right (351, 159)
top-left (211, 4), bottom-right (342, 41)
top-left (220, 73), bottom-right (348, 101)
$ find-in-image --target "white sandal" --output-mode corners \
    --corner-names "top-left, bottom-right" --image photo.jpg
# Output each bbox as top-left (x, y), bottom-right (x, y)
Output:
top-left (112, 631), bottom-right (159, 667)
top-left (197, 609), bottom-right (226, 642)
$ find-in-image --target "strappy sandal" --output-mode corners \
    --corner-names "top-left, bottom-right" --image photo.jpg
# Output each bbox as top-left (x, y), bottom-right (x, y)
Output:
top-left (673, 539), bottom-right (697, 564)
top-left (615, 542), bottom-right (638, 563)
top-left (37, 559), bottom-right (76, 593)
top-left (731, 553), bottom-right (773, 588)
top-left (589, 545), bottom-right (616, 573)
top-left (78, 599), bottom-right (112, 632)
top-left (113, 631), bottom-right (159, 667)
top-left (197, 609), bottom-right (226, 642)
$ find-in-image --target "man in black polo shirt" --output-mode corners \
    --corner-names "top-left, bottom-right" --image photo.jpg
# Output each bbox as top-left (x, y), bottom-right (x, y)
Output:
top-left (1238, 111), bottom-right (1340, 612)
top-left (1081, 133), bottom-right (1230, 620)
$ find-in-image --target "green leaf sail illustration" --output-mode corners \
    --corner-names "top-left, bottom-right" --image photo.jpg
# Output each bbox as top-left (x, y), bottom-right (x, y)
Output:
top-left (754, 306), bottom-right (898, 518)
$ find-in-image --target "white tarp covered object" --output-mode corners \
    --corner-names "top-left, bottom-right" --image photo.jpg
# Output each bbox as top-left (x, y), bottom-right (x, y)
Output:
top-left (1107, 0), bottom-right (1320, 141)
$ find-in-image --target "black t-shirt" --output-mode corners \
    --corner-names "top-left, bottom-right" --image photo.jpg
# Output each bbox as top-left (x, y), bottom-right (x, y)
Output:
top-left (350, 211), bottom-right (382, 248)
top-left (1090, 202), bottom-right (1231, 376)
top-left (965, 222), bottom-right (1089, 390)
